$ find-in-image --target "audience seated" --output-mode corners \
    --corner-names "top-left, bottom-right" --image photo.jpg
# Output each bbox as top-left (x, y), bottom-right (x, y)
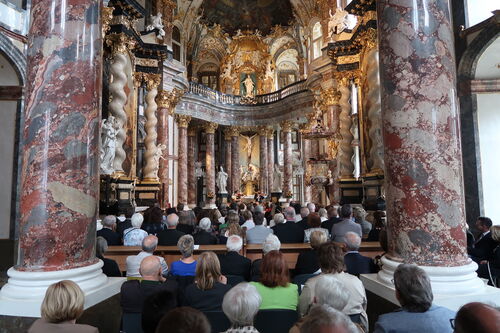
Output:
top-left (366, 211), bottom-right (385, 242)
top-left (250, 250), bottom-right (299, 311)
top-left (241, 210), bottom-right (255, 230)
top-left (97, 215), bottom-right (121, 245)
top-left (156, 307), bottom-right (211, 333)
top-left (469, 217), bottom-right (497, 263)
top-left (176, 210), bottom-right (196, 235)
top-left (183, 251), bottom-right (231, 311)
top-left (303, 213), bottom-right (329, 243)
top-left (353, 206), bottom-right (372, 237)
top-left (116, 207), bottom-right (134, 239)
top-left (170, 234), bottom-right (197, 276)
top-left (141, 289), bottom-right (177, 333)
top-left (299, 305), bottom-right (359, 333)
top-left (219, 235), bottom-right (251, 281)
top-left (321, 206), bottom-right (341, 234)
top-left (28, 280), bottom-right (98, 333)
top-left (295, 231), bottom-right (327, 275)
top-left (297, 207), bottom-right (310, 230)
top-left (252, 234), bottom-right (281, 281)
top-left (477, 225), bottom-right (500, 285)
top-left (331, 204), bottom-right (362, 243)
top-left (247, 212), bottom-right (273, 244)
top-left (453, 302), bottom-right (500, 333)
top-left (373, 264), bottom-right (455, 333)
top-left (272, 208), bottom-right (305, 243)
top-left (96, 236), bottom-right (121, 277)
top-left (126, 235), bottom-right (168, 278)
top-left (157, 213), bottom-right (185, 246)
top-left (343, 232), bottom-right (378, 276)
top-left (123, 213), bottom-right (148, 246)
top-left (221, 283), bottom-right (262, 333)
top-left (318, 208), bottom-right (328, 223)
top-left (299, 242), bottom-right (367, 331)
top-left (194, 217), bottom-right (219, 245)
top-left (142, 206), bottom-right (165, 235)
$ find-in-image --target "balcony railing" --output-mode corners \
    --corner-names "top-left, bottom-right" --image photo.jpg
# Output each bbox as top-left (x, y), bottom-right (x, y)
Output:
top-left (188, 79), bottom-right (309, 106)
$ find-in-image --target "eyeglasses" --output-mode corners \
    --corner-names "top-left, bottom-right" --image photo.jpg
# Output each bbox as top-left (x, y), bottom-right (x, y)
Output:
top-left (450, 318), bottom-right (455, 329)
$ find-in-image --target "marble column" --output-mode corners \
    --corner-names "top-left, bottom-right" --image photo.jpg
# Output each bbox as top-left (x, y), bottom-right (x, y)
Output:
top-left (259, 131), bottom-right (268, 194)
top-left (266, 128), bottom-right (275, 193)
top-left (142, 74), bottom-right (161, 181)
top-left (187, 128), bottom-right (197, 207)
top-left (303, 138), bottom-right (312, 203)
top-left (281, 121), bottom-right (294, 198)
top-left (230, 127), bottom-right (240, 194)
top-left (204, 122), bottom-right (218, 206)
top-left (175, 115), bottom-right (191, 205)
top-left (0, 0), bottom-right (108, 300)
top-left (376, 0), bottom-right (483, 293)
top-left (338, 78), bottom-right (354, 178)
top-left (223, 129), bottom-right (232, 193)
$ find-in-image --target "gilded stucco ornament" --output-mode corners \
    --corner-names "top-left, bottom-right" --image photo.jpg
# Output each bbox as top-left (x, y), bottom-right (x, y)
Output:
top-left (175, 114), bottom-right (191, 128)
top-left (157, 88), bottom-right (185, 115)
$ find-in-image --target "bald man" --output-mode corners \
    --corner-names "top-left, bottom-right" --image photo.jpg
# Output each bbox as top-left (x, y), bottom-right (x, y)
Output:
top-left (454, 302), bottom-right (500, 333)
top-left (126, 235), bottom-right (168, 277)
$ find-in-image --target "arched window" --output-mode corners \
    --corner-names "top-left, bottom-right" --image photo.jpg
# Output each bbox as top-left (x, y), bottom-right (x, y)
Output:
top-left (172, 26), bottom-right (181, 62)
top-left (312, 22), bottom-right (323, 60)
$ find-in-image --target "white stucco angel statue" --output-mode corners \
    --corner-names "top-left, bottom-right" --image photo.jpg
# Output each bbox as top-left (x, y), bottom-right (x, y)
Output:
top-left (272, 164), bottom-right (283, 192)
top-left (147, 12), bottom-right (165, 40)
top-left (328, 8), bottom-right (349, 39)
top-left (152, 143), bottom-right (167, 178)
top-left (100, 116), bottom-right (117, 175)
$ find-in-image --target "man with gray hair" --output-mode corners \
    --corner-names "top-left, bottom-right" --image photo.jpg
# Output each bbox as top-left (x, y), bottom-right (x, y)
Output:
top-left (373, 264), bottom-right (456, 333)
top-left (298, 207), bottom-right (311, 230)
top-left (344, 231), bottom-right (378, 276)
top-left (97, 215), bottom-right (121, 245)
top-left (157, 213), bottom-right (185, 246)
top-left (193, 217), bottom-right (217, 245)
top-left (331, 204), bottom-right (362, 243)
top-left (219, 235), bottom-right (251, 281)
top-left (126, 235), bottom-right (168, 278)
top-left (251, 234), bottom-right (281, 281)
top-left (221, 282), bottom-right (262, 332)
top-left (272, 209), bottom-right (304, 243)
top-left (300, 305), bottom-right (359, 333)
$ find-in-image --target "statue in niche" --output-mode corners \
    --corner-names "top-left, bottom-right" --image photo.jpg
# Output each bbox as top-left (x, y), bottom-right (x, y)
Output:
top-left (216, 166), bottom-right (229, 194)
top-left (272, 164), bottom-right (283, 192)
top-left (242, 74), bottom-right (255, 97)
top-left (241, 133), bottom-right (257, 163)
top-left (152, 143), bottom-right (167, 178)
top-left (147, 12), bottom-right (165, 40)
top-left (100, 116), bottom-right (117, 175)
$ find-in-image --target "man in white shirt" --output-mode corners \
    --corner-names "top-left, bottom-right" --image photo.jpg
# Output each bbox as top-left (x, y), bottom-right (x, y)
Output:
top-left (126, 235), bottom-right (168, 277)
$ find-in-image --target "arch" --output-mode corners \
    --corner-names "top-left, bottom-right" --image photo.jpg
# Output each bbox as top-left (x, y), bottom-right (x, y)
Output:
top-left (0, 33), bottom-right (26, 85)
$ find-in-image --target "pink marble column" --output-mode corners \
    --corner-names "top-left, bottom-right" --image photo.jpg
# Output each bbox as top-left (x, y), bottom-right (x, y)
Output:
top-left (224, 130), bottom-right (232, 194)
top-left (267, 130), bottom-right (274, 193)
top-left (157, 97), bottom-right (169, 208)
top-left (303, 138), bottom-right (312, 203)
top-left (281, 121), bottom-right (294, 198)
top-left (17, 0), bottom-right (102, 271)
top-left (230, 127), bottom-right (240, 194)
top-left (187, 128), bottom-right (197, 206)
top-left (204, 123), bottom-right (218, 205)
top-left (378, 0), bottom-right (468, 266)
top-left (176, 115), bottom-right (191, 205)
top-left (259, 133), bottom-right (268, 194)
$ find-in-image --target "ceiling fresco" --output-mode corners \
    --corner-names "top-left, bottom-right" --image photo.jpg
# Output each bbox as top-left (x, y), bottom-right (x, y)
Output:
top-left (200, 0), bottom-right (294, 35)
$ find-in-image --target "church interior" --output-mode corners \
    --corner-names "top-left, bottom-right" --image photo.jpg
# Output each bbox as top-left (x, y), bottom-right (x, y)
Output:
top-left (0, 0), bottom-right (499, 331)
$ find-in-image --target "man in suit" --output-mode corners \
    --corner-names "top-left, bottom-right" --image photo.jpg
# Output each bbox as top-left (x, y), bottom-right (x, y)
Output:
top-left (157, 213), bottom-right (185, 246)
top-left (126, 235), bottom-right (168, 277)
top-left (343, 232), bottom-right (378, 276)
top-left (272, 208), bottom-right (304, 243)
top-left (193, 218), bottom-right (218, 245)
top-left (331, 204), bottom-right (362, 243)
top-left (297, 207), bottom-right (311, 230)
top-left (116, 206), bottom-right (135, 239)
top-left (218, 235), bottom-right (251, 281)
top-left (321, 206), bottom-right (342, 234)
top-left (97, 215), bottom-right (121, 245)
top-left (246, 212), bottom-right (273, 244)
top-left (469, 216), bottom-right (497, 262)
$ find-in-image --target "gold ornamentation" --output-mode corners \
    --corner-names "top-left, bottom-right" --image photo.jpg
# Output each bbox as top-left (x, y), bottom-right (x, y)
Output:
top-left (265, 127), bottom-right (274, 139)
top-left (175, 114), bottom-right (191, 128)
top-left (280, 120), bottom-right (294, 132)
top-left (227, 126), bottom-right (240, 137)
top-left (336, 54), bottom-right (360, 65)
top-left (187, 127), bottom-right (197, 136)
top-left (133, 72), bottom-right (143, 87)
top-left (143, 73), bottom-right (161, 90)
top-left (102, 6), bottom-right (113, 38)
top-left (157, 88), bottom-right (185, 115)
top-left (203, 122), bottom-right (218, 134)
top-left (357, 28), bottom-right (377, 50)
top-left (315, 87), bottom-right (341, 113)
top-left (106, 33), bottom-right (136, 55)
top-left (335, 69), bottom-right (362, 86)
top-left (327, 138), bottom-right (340, 159)
top-left (135, 58), bottom-right (159, 67)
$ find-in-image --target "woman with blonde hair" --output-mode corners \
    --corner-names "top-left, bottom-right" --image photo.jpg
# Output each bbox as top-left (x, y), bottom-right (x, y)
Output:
top-left (183, 251), bottom-right (231, 311)
top-left (29, 280), bottom-right (98, 332)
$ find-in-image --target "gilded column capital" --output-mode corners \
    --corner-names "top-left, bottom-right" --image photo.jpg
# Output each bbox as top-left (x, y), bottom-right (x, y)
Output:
top-left (187, 127), bottom-right (197, 136)
top-left (102, 6), bottom-right (113, 38)
top-left (280, 120), bottom-right (294, 133)
top-left (223, 128), bottom-right (234, 140)
top-left (265, 127), bottom-right (274, 139)
top-left (322, 87), bottom-right (342, 106)
top-left (203, 122), bottom-right (218, 134)
top-left (335, 70), bottom-right (362, 87)
top-left (133, 72), bottom-right (143, 87)
top-left (175, 114), bottom-right (191, 128)
top-left (227, 126), bottom-right (240, 137)
top-left (143, 73), bottom-right (161, 90)
top-left (157, 88), bottom-right (185, 114)
top-left (105, 33), bottom-right (136, 55)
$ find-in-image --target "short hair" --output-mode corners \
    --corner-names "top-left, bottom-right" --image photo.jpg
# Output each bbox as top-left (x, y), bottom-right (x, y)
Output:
top-left (178, 210), bottom-right (196, 226)
top-left (142, 290), bottom-right (177, 333)
top-left (222, 283), bottom-right (261, 327)
top-left (393, 264), bottom-right (433, 312)
top-left (318, 242), bottom-right (344, 273)
top-left (40, 280), bottom-right (85, 323)
top-left (263, 234), bottom-right (281, 254)
top-left (195, 251), bottom-right (222, 290)
top-left (226, 211), bottom-right (240, 225)
top-left (307, 213), bottom-right (321, 228)
top-left (300, 207), bottom-right (310, 218)
top-left (327, 206), bottom-right (338, 218)
top-left (339, 204), bottom-right (352, 218)
top-left (300, 305), bottom-right (358, 333)
top-left (242, 210), bottom-right (253, 221)
top-left (307, 203), bottom-right (316, 213)
top-left (226, 235), bottom-right (243, 252)
top-left (273, 213), bottom-right (285, 224)
top-left (353, 206), bottom-right (367, 220)
top-left (344, 231), bottom-right (361, 251)
top-left (96, 236), bottom-right (108, 257)
top-left (253, 212), bottom-right (264, 225)
top-left (283, 206), bottom-right (296, 219)
top-left (454, 302), bottom-right (500, 333)
top-left (140, 255), bottom-right (161, 277)
top-left (238, 203), bottom-right (246, 211)
top-left (177, 234), bottom-right (195, 258)
top-left (314, 275), bottom-right (349, 310)
top-left (102, 215), bottom-right (117, 227)
top-left (310, 231), bottom-right (328, 250)
top-left (131, 213), bottom-right (144, 228)
top-left (142, 235), bottom-right (158, 253)
top-left (254, 205), bottom-right (264, 213)
top-left (199, 217), bottom-right (212, 231)
top-left (260, 250), bottom-right (289, 288)
top-left (490, 225), bottom-right (500, 242)
top-left (177, 203), bottom-right (185, 212)
top-left (318, 208), bottom-right (328, 218)
top-left (166, 214), bottom-right (179, 227)
top-left (156, 307), bottom-right (210, 333)
top-left (477, 216), bottom-right (493, 229)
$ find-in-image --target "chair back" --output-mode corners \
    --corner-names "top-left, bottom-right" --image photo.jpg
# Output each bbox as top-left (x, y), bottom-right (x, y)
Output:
top-left (122, 312), bottom-right (143, 333)
top-left (254, 309), bottom-right (298, 333)
top-left (203, 311), bottom-right (231, 333)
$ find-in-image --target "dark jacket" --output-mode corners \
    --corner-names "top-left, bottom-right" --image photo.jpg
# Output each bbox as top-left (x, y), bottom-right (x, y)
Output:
top-left (321, 217), bottom-right (342, 234)
top-left (297, 218), bottom-right (310, 231)
top-left (97, 228), bottom-right (121, 246)
top-left (295, 249), bottom-right (320, 275)
top-left (344, 252), bottom-right (379, 276)
top-left (193, 230), bottom-right (218, 245)
top-left (272, 221), bottom-right (305, 243)
top-left (183, 282), bottom-right (231, 311)
top-left (251, 259), bottom-right (262, 282)
top-left (469, 232), bottom-right (498, 261)
top-left (157, 229), bottom-right (186, 246)
top-left (218, 251), bottom-right (251, 281)
top-left (116, 219), bottom-right (132, 239)
top-left (177, 223), bottom-right (195, 235)
top-left (120, 279), bottom-right (178, 313)
top-left (142, 222), bottom-right (165, 236)
top-left (97, 255), bottom-right (121, 277)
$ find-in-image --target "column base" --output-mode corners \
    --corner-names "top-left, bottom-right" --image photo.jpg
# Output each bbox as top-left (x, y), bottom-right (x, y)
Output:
top-left (0, 261), bottom-right (125, 317)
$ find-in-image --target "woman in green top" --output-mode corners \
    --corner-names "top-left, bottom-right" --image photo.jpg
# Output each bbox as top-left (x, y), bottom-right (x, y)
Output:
top-left (250, 250), bottom-right (299, 310)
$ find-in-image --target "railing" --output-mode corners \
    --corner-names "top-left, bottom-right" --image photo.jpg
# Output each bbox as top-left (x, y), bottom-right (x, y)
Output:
top-left (188, 79), bottom-right (309, 106)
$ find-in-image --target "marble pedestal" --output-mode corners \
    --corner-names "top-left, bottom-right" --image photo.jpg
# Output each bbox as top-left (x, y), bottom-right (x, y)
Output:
top-left (217, 193), bottom-right (230, 205)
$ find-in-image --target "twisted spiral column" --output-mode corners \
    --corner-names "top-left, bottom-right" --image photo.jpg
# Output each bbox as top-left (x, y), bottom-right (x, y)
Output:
top-left (338, 81), bottom-right (354, 178)
top-left (142, 74), bottom-right (161, 181)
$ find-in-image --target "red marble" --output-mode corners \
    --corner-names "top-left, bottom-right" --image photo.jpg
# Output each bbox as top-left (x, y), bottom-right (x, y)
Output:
top-left (187, 132), bottom-right (197, 205)
top-left (205, 132), bottom-right (215, 204)
top-left (157, 107), bottom-right (169, 208)
top-left (259, 135), bottom-right (268, 194)
top-left (283, 130), bottom-right (293, 196)
top-left (377, 0), bottom-right (468, 266)
top-left (267, 136), bottom-right (274, 193)
top-left (177, 126), bottom-right (188, 204)
top-left (18, 0), bottom-right (102, 271)
top-left (231, 135), bottom-right (240, 193)
top-left (225, 138), bottom-right (232, 193)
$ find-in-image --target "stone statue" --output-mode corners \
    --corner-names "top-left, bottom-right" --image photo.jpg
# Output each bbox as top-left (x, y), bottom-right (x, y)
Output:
top-left (241, 133), bottom-right (257, 162)
top-left (152, 143), bottom-right (167, 178)
top-left (146, 12), bottom-right (165, 40)
top-left (243, 74), bottom-right (255, 97)
top-left (216, 166), bottom-right (229, 194)
top-left (100, 116), bottom-right (117, 175)
top-left (272, 164), bottom-right (283, 192)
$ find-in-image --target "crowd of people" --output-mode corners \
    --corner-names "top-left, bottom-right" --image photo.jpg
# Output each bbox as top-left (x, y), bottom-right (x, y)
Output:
top-left (29, 201), bottom-right (500, 332)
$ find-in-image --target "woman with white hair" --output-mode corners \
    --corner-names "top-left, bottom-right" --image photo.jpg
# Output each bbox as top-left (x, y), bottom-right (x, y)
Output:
top-left (193, 217), bottom-right (218, 245)
top-left (221, 283), bottom-right (262, 333)
top-left (123, 213), bottom-right (148, 246)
